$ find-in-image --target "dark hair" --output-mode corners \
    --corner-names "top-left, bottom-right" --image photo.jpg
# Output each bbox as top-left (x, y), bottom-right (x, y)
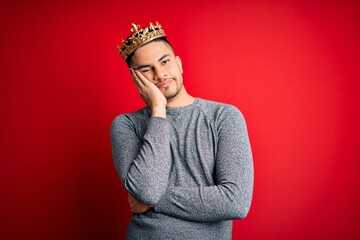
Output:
top-left (125, 37), bottom-right (173, 66)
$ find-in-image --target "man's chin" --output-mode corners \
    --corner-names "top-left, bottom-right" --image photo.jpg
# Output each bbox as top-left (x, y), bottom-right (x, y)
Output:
top-left (165, 90), bottom-right (180, 101)
top-left (163, 85), bottom-right (183, 101)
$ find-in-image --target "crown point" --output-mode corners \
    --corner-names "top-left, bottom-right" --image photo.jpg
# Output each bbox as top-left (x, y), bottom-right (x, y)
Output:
top-left (149, 22), bottom-right (155, 31)
top-left (131, 23), bottom-right (140, 33)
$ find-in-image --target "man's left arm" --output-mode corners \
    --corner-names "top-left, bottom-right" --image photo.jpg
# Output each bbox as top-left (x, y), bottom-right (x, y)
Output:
top-left (153, 107), bottom-right (254, 222)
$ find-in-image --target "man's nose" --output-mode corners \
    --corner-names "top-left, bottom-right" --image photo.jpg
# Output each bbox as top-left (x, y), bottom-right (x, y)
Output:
top-left (153, 67), bottom-right (166, 81)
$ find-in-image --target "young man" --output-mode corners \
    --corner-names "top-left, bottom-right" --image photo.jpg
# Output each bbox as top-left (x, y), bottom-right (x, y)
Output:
top-left (111, 22), bottom-right (254, 240)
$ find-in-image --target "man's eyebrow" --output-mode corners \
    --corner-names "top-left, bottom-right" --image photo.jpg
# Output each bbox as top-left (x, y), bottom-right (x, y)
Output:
top-left (158, 54), bottom-right (170, 62)
top-left (132, 54), bottom-right (171, 70)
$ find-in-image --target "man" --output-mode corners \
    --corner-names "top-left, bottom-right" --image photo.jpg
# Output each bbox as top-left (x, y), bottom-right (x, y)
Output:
top-left (111, 22), bottom-right (254, 240)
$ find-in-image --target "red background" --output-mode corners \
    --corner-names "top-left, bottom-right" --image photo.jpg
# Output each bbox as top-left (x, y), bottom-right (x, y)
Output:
top-left (1, 0), bottom-right (359, 239)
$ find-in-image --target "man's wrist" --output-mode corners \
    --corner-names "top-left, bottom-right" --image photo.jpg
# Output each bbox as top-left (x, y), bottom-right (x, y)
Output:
top-left (151, 107), bottom-right (166, 118)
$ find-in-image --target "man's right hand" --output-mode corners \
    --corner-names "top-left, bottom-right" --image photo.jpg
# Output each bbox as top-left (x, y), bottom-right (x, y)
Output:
top-left (128, 194), bottom-right (153, 214)
top-left (130, 68), bottom-right (167, 118)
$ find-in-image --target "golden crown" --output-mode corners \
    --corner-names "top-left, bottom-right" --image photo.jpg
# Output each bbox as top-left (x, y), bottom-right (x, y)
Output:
top-left (118, 22), bottom-right (167, 60)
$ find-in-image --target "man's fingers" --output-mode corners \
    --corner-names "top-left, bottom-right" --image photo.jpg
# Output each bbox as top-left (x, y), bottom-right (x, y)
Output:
top-left (133, 69), bottom-right (151, 86)
top-left (128, 194), bottom-right (153, 214)
top-left (130, 68), bottom-right (143, 88)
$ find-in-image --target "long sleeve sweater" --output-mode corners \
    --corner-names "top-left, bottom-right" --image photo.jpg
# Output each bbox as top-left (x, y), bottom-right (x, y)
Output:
top-left (110, 98), bottom-right (254, 240)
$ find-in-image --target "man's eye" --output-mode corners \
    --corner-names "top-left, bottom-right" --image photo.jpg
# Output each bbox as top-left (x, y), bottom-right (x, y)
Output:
top-left (141, 69), bottom-right (150, 73)
top-left (162, 59), bottom-right (169, 64)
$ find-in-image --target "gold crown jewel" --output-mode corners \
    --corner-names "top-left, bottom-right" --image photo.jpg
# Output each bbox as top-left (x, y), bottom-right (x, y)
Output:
top-left (118, 22), bottom-right (167, 60)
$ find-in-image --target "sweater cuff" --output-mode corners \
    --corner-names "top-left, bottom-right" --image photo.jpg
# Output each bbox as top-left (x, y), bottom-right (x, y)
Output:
top-left (147, 116), bottom-right (169, 132)
top-left (153, 188), bottom-right (172, 214)
top-left (154, 187), bottom-right (186, 216)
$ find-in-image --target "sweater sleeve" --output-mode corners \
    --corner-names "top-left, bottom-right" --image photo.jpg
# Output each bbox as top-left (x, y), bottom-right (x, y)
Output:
top-left (110, 115), bottom-right (171, 205)
top-left (154, 107), bottom-right (254, 222)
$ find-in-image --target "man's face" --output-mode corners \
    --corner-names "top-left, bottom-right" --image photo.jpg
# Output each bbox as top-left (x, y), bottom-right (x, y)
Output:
top-left (130, 41), bottom-right (184, 100)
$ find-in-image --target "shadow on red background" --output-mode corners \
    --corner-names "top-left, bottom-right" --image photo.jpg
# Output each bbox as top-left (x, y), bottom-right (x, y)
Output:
top-left (1, 0), bottom-right (359, 239)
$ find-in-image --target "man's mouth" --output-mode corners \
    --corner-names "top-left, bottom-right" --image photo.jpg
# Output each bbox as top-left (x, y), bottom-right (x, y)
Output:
top-left (157, 79), bottom-right (173, 88)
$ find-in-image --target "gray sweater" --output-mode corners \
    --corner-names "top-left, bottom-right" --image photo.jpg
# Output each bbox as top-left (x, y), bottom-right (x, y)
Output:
top-left (110, 98), bottom-right (254, 240)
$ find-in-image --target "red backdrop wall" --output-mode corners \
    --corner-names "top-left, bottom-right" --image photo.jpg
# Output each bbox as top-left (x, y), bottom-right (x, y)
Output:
top-left (1, 0), bottom-right (359, 239)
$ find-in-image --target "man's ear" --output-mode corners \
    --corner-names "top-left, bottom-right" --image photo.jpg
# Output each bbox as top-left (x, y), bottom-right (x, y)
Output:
top-left (176, 56), bottom-right (183, 74)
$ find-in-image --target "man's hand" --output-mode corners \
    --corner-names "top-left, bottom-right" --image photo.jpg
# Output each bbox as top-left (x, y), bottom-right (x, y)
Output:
top-left (128, 194), bottom-right (153, 214)
top-left (130, 68), bottom-right (167, 118)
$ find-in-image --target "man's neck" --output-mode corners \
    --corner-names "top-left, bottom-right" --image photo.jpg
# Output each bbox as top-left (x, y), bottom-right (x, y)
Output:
top-left (166, 87), bottom-right (195, 108)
